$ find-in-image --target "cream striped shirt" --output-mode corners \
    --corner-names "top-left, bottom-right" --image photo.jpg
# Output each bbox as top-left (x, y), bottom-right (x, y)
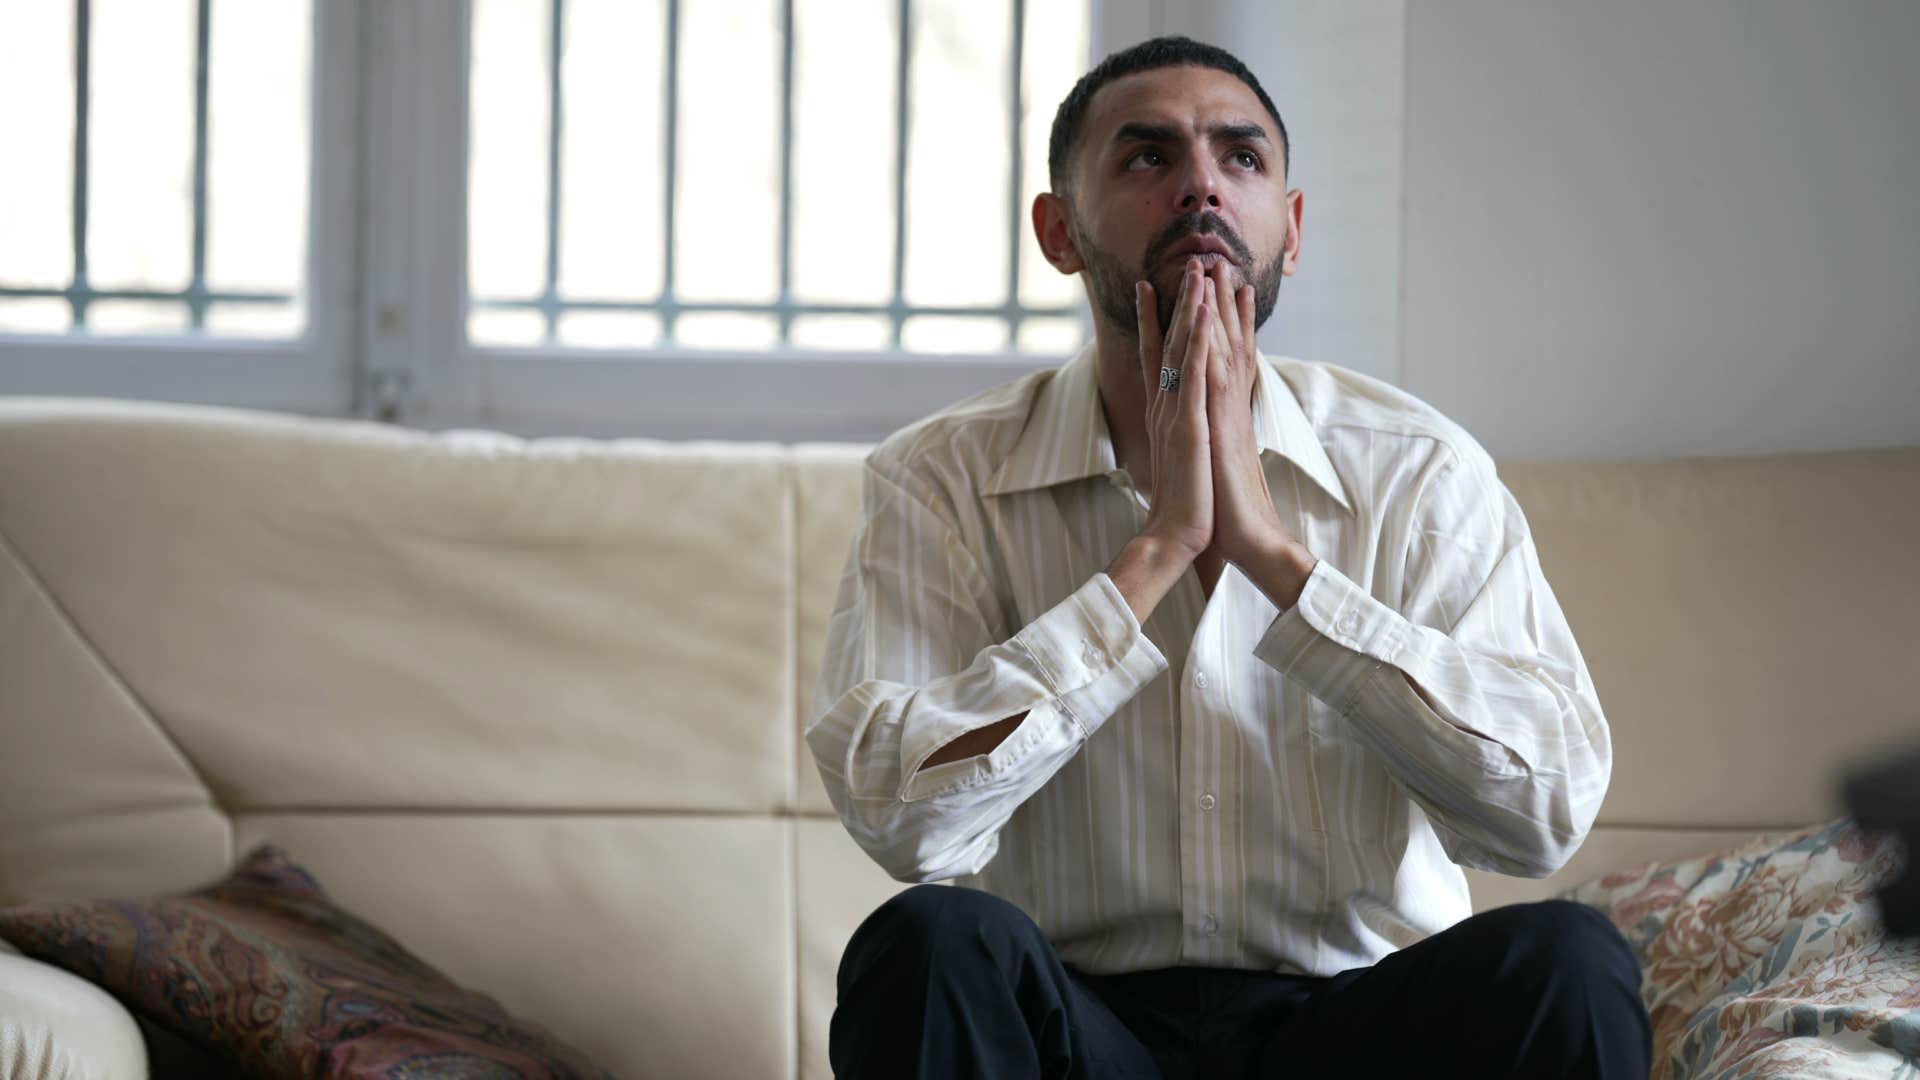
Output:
top-left (804, 342), bottom-right (1611, 977)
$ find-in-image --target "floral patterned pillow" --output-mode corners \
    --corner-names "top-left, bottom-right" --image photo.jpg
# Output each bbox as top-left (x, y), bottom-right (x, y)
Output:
top-left (0, 844), bottom-right (614, 1079)
top-left (1556, 816), bottom-right (1919, 1079)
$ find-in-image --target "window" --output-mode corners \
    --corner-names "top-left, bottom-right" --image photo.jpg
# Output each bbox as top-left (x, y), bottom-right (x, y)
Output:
top-left (0, 0), bottom-right (355, 417)
top-left (0, 0), bottom-right (1102, 437)
top-left (464, 0), bottom-right (1091, 357)
top-left (0, 0), bottom-right (313, 337)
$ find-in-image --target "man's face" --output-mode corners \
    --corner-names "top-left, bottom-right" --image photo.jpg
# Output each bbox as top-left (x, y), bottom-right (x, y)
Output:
top-left (1060, 65), bottom-right (1299, 340)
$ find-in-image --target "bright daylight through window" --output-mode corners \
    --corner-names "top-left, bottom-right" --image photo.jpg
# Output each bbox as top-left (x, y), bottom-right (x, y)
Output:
top-left (0, 0), bottom-right (313, 339)
top-left (467, 0), bottom-right (1091, 357)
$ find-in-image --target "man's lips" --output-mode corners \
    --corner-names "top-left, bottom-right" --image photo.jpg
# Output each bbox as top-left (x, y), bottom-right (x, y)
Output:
top-left (1169, 250), bottom-right (1235, 270)
top-left (1166, 236), bottom-right (1236, 266)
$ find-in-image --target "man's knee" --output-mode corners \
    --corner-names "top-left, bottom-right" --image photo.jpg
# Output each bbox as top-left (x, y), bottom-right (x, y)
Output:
top-left (841, 885), bottom-right (1045, 980)
top-left (1486, 899), bottom-right (1641, 990)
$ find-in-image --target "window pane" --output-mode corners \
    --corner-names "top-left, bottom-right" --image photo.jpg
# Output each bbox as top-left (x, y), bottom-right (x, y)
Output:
top-left (0, 298), bottom-right (73, 334)
top-left (205, 301), bottom-right (303, 338)
top-left (901, 314), bottom-right (1007, 354)
top-left (88, 299), bottom-right (189, 335)
top-left (469, 0), bottom-right (551, 301)
top-left (205, 0), bottom-right (311, 298)
top-left (903, 0), bottom-right (1010, 307)
top-left (676, 312), bottom-right (778, 350)
top-left (88, 0), bottom-right (195, 291)
top-left (556, 309), bottom-right (663, 348)
top-left (558, 0), bottom-right (665, 302)
top-left (1016, 316), bottom-right (1082, 356)
top-left (790, 0), bottom-right (897, 305)
top-left (0, 0), bottom-right (76, 289)
top-left (470, 306), bottom-right (546, 346)
top-left (675, 0), bottom-right (781, 304)
top-left (789, 313), bottom-right (889, 351)
top-left (1018, 0), bottom-right (1087, 311)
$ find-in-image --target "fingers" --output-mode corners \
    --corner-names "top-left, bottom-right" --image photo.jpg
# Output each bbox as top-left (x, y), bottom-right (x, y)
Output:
top-left (1135, 280), bottom-right (1163, 400)
top-left (1162, 259), bottom-right (1205, 382)
top-left (1210, 261), bottom-right (1242, 361)
top-left (1183, 287), bottom-right (1213, 421)
top-left (1206, 288), bottom-right (1233, 402)
top-left (1139, 262), bottom-right (1194, 401)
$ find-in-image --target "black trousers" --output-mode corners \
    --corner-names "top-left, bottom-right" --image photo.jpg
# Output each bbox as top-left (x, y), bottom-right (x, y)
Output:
top-left (830, 885), bottom-right (1653, 1079)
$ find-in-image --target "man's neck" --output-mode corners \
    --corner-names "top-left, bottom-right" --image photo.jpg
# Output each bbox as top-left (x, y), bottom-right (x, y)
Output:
top-left (1091, 323), bottom-right (1153, 483)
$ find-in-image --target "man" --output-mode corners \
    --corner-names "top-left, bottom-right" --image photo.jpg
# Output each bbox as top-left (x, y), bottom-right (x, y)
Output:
top-left (804, 35), bottom-right (1651, 1080)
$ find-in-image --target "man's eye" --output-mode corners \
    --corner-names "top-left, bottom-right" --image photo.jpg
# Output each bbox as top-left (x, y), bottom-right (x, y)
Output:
top-left (1126, 150), bottom-right (1164, 170)
top-left (1231, 150), bottom-right (1261, 170)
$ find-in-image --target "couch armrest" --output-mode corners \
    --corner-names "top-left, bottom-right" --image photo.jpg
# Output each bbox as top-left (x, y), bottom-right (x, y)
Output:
top-left (0, 944), bottom-right (146, 1080)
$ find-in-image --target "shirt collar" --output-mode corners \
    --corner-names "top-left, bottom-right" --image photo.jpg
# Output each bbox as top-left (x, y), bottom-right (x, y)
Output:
top-left (981, 341), bottom-right (1353, 514)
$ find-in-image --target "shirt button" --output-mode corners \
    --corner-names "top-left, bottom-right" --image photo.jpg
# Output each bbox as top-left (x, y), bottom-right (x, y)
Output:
top-left (1337, 610), bottom-right (1360, 634)
top-left (1202, 914), bottom-right (1218, 936)
top-left (1194, 671), bottom-right (1208, 689)
top-left (1198, 793), bottom-right (1216, 811)
top-left (1080, 640), bottom-right (1105, 667)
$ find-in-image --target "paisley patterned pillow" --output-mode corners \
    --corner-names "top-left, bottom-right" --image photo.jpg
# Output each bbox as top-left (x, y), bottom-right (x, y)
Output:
top-left (0, 844), bottom-right (613, 1079)
top-left (1556, 816), bottom-right (1918, 1080)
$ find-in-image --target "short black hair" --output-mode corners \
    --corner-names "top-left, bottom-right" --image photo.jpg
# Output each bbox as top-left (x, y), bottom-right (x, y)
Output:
top-left (1046, 35), bottom-right (1290, 194)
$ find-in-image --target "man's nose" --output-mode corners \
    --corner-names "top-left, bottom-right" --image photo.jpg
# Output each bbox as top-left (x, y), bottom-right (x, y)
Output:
top-left (1175, 156), bottom-right (1224, 211)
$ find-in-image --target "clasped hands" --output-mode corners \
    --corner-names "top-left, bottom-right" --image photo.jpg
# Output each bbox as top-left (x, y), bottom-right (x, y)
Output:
top-left (1133, 255), bottom-right (1315, 601)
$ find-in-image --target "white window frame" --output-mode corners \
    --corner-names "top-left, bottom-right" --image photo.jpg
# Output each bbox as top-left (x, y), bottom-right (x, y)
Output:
top-left (386, 0), bottom-right (1119, 442)
top-left (0, 0), bottom-right (362, 419)
top-left (2, 0), bottom-right (1145, 441)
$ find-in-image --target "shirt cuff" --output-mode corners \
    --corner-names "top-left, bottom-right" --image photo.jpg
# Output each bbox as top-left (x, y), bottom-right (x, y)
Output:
top-left (1016, 570), bottom-right (1170, 737)
top-left (1251, 558), bottom-right (1412, 713)
top-left (896, 571), bottom-right (1169, 802)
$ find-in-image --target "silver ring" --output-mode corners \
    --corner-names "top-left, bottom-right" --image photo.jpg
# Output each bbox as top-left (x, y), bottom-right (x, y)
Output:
top-left (1159, 366), bottom-right (1181, 392)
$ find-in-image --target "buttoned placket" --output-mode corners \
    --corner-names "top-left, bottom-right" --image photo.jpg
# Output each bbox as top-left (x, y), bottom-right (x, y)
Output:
top-left (1107, 466), bottom-right (1230, 961)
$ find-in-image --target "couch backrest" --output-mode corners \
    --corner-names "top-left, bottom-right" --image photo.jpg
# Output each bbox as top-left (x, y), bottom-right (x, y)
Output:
top-left (1, 395), bottom-right (1914, 1077)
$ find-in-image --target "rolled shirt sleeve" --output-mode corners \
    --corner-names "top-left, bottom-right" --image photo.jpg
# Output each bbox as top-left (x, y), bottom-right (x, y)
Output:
top-left (806, 460), bottom-right (1168, 882)
top-left (1252, 446), bottom-right (1612, 878)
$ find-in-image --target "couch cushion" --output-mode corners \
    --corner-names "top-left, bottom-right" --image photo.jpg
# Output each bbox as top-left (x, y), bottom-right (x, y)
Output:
top-left (0, 398), bottom-right (795, 816)
top-left (231, 814), bottom-right (795, 1080)
top-left (0, 526), bottom-right (229, 908)
top-left (0, 942), bottom-right (147, 1080)
top-left (1500, 447), bottom-right (1920, 828)
top-left (0, 845), bottom-right (612, 1077)
top-left (1555, 817), bottom-right (1917, 1078)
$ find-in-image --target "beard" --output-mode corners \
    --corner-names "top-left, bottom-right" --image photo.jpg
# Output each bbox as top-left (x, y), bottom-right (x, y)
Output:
top-left (1076, 210), bottom-right (1286, 345)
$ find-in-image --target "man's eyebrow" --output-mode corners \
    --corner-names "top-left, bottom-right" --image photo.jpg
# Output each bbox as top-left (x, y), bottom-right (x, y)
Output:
top-left (1111, 122), bottom-right (1180, 147)
top-left (1208, 122), bottom-right (1272, 146)
top-left (1109, 121), bottom-right (1274, 149)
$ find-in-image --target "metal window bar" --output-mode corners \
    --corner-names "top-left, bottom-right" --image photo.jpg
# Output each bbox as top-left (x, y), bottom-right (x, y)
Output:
top-left (540, 0), bottom-right (565, 341)
top-left (661, 0), bottom-right (680, 342)
top-left (888, 0), bottom-right (911, 348)
top-left (473, 0), bottom-right (1082, 350)
top-left (0, 0), bottom-right (292, 328)
top-left (188, 0), bottom-right (212, 328)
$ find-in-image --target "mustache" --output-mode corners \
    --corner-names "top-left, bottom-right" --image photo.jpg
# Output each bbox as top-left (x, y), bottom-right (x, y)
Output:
top-left (1142, 211), bottom-right (1254, 272)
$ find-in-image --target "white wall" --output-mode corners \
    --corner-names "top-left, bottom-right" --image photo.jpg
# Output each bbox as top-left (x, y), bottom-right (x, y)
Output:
top-left (1098, 0), bottom-right (1920, 461)
top-left (1402, 1), bottom-right (1920, 460)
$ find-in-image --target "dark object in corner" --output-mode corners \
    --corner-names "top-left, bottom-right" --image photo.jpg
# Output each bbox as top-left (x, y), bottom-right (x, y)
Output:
top-left (1841, 739), bottom-right (1920, 938)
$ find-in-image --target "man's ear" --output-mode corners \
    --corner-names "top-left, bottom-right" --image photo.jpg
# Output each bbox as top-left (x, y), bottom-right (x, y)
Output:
top-left (1280, 187), bottom-right (1304, 277)
top-left (1032, 192), bottom-right (1085, 275)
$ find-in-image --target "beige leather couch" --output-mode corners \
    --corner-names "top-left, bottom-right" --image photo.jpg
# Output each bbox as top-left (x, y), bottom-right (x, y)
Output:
top-left (1, 394), bottom-right (1914, 1079)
